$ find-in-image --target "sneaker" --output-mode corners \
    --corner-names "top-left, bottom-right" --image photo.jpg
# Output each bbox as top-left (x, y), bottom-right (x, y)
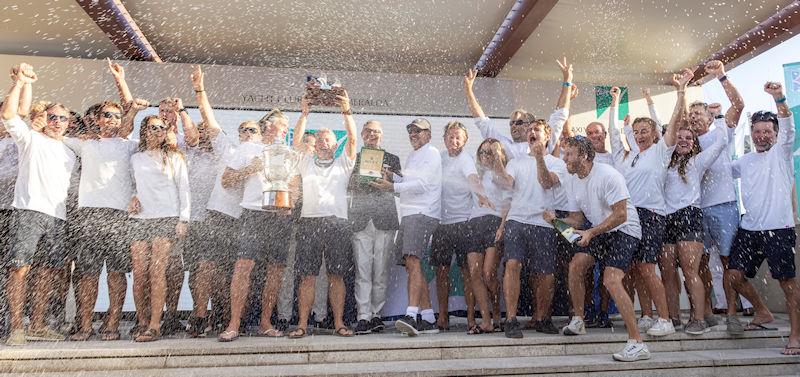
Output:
top-left (26, 327), bottom-right (65, 341)
top-left (395, 315), bottom-right (419, 337)
top-left (685, 319), bottom-right (709, 335)
top-left (704, 315), bottom-right (719, 328)
top-left (416, 319), bottom-right (440, 334)
top-left (612, 340), bottom-right (651, 362)
top-left (590, 312), bottom-right (613, 328)
top-left (160, 316), bottom-right (183, 336)
top-left (726, 315), bottom-right (744, 335)
top-left (533, 319), bottom-right (560, 334)
top-left (637, 315), bottom-right (655, 331)
top-left (354, 319), bottom-right (372, 335)
top-left (646, 318), bottom-right (676, 337)
top-left (5, 329), bottom-right (26, 346)
top-left (276, 318), bottom-right (289, 332)
top-left (562, 316), bottom-right (586, 336)
top-left (369, 317), bottom-right (385, 333)
top-left (504, 318), bottom-right (523, 338)
top-left (671, 317), bottom-right (683, 329)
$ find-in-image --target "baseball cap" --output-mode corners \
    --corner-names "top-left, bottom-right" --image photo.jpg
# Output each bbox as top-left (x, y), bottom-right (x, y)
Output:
top-left (406, 118), bottom-right (431, 131)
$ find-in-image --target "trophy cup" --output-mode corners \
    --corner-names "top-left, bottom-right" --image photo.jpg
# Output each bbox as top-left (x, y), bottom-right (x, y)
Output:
top-left (261, 142), bottom-right (299, 210)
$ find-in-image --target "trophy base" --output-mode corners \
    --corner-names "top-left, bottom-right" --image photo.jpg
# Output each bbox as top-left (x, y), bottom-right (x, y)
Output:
top-left (262, 191), bottom-right (291, 210)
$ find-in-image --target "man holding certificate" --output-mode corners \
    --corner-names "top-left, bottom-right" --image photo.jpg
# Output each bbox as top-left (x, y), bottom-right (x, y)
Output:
top-left (347, 120), bottom-right (402, 335)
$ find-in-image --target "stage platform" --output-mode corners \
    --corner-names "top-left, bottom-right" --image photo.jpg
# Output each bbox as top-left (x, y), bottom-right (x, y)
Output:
top-left (0, 314), bottom-right (797, 376)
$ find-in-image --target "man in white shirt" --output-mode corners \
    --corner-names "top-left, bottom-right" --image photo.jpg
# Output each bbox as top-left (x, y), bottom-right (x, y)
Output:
top-left (2, 64), bottom-right (77, 345)
top-left (286, 93), bottom-right (357, 338)
top-left (726, 83), bottom-right (799, 356)
top-left (371, 118), bottom-right (442, 336)
top-left (547, 136), bottom-right (649, 362)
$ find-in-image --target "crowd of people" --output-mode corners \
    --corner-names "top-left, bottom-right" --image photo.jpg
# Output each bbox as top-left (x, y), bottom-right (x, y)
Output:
top-left (0, 57), bottom-right (797, 362)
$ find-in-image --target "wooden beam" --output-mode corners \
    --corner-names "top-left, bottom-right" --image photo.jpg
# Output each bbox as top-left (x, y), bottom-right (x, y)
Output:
top-left (75, 0), bottom-right (162, 62)
top-left (475, 0), bottom-right (559, 77)
top-left (691, 1), bottom-right (799, 83)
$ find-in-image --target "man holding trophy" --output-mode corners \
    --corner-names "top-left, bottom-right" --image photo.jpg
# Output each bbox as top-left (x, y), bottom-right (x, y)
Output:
top-left (287, 91), bottom-right (358, 338)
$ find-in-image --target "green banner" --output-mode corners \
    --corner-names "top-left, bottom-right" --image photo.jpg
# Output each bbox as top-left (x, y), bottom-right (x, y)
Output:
top-left (595, 86), bottom-right (629, 120)
top-left (783, 62), bottom-right (800, 212)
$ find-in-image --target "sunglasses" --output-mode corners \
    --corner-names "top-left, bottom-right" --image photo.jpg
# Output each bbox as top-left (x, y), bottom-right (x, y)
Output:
top-left (510, 119), bottom-right (529, 126)
top-left (238, 127), bottom-right (259, 134)
top-left (101, 111), bottom-right (122, 120)
top-left (630, 153), bottom-right (641, 168)
top-left (149, 124), bottom-right (168, 132)
top-left (363, 128), bottom-right (381, 134)
top-left (751, 111), bottom-right (778, 124)
top-left (47, 114), bottom-right (69, 123)
top-left (478, 149), bottom-right (493, 156)
top-left (407, 127), bottom-right (424, 135)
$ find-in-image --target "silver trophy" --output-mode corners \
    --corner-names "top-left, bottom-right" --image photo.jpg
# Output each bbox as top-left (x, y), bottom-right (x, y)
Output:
top-left (261, 143), bottom-right (299, 210)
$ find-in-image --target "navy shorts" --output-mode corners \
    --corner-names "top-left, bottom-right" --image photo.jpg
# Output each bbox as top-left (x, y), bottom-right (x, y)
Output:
top-left (237, 209), bottom-right (292, 265)
top-left (295, 216), bottom-right (353, 277)
top-left (579, 230), bottom-right (638, 272)
top-left (431, 221), bottom-right (472, 267)
top-left (7, 209), bottom-right (68, 268)
top-left (634, 207), bottom-right (665, 263)
top-left (74, 208), bottom-right (132, 275)
top-left (467, 215), bottom-right (502, 252)
top-left (729, 227), bottom-right (796, 280)
top-left (503, 220), bottom-right (556, 275)
top-left (186, 210), bottom-right (240, 270)
top-left (665, 206), bottom-right (704, 244)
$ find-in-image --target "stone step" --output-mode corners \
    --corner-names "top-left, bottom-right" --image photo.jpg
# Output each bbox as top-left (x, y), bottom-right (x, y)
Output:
top-left (7, 348), bottom-right (799, 377)
top-left (0, 326), bottom-right (791, 373)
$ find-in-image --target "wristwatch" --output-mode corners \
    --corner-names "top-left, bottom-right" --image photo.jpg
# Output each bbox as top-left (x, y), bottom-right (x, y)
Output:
top-left (714, 114), bottom-right (725, 119)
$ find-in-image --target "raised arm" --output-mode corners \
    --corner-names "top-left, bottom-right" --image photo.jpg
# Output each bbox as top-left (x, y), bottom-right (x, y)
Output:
top-left (765, 82), bottom-right (794, 157)
top-left (533, 142), bottom-right (559, 189)
top-left (608, 87), bottom-right (628, 163)
top-left (2, 64), bottom-right (34, 120)
top-left (107, 58), bottom-right (133, 104)
top-left (292, 95), bottom-right (310, 152)
top-left (463, 69), bottom-right (486, 119)
top-left (119, 98), bottom-right (148, 138)
top-left (13, 67), bottom-right (32, 118)
top-left (555, 57), bottom-right (574, 111)
top-left (665, 68), bottom-right (694, 147)
top-left (191, 65), bottom-right (221, 141)
top-left (174, 98), bottom-right (198, 147)
top-left (705, 60), bottom-right (744, 128)
top-left (642, 87), bottom-right (664, 133)
top-left (337, 90), bottom-right (357, 160)
top-left (695, 117), bottom-right (729, 171)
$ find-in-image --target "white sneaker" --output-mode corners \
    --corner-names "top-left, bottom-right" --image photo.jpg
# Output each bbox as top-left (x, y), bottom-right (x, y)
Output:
top-left (637, 315), bottom-right (655, 331)
top-left (646, 318), bottom-right (676, 337)
top-left (613, 339), bottom-right (651, 362)
top-left (562, 316), bottom-right (586, 336)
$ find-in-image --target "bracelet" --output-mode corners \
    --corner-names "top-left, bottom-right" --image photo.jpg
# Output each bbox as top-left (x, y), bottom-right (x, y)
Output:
top-left (562, 81), bottom-right (572, 87)
top-left (676, 90), bottom-right (685, 94)
top-left (714, 114), bottom-right (725, 119)
top-left (776, 97), bottom-right (787, 104)
top-left (178, 108), bottom-right (187, 113)
top-left (718, 75), bottom-right (728, 82)
top-left (194, 90), bottom-right (204, 93)
top-left (342, 109), bottom-right (352, 115)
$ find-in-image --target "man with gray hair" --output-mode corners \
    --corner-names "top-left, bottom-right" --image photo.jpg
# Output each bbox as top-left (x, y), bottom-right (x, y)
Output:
top-left (348, 120), bottom-right (402, 334)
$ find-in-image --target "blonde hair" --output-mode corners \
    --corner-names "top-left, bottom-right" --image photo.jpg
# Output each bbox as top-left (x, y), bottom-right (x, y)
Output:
top-left (258, 108), bottom-right (287, 133)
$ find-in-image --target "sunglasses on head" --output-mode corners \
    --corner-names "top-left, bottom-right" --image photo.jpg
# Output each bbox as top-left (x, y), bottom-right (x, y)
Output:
top-left (149, 124), bottom-right (167, 132)
top-left (238, 127), bottom-right (258, 134)
top-left (101, 111), bottom-right (122, 120)
top-left (47, 114), bottom-right (69, 123)
top-left (363, 128), bottom-right (381, 134)
top-left (751, 110), bottom-right (777, 124)
top-left (510, 119), bottom-right (529, 126)
top-left (478, 149), bottom-right (493, 156)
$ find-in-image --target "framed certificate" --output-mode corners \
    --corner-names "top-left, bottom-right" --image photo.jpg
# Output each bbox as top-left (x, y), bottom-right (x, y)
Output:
top-left (358, 147), bottom-right (385, 181)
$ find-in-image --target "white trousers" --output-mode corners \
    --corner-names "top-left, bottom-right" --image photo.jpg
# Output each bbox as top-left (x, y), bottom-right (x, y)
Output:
top-left (352, 220), bottom-right (395, 321)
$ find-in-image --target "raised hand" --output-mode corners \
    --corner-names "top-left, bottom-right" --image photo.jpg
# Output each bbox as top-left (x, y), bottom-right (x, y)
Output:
top-left (174, 97), bottom-right (184, 110)
top-left (15, 63), bottom-right (36, 84)
top-left (335, 90), bottom-right (351, 114)
top-left (190, 65), bottom-right (204, 92)
top-left (464, 68), bottom-right (478, 91)
top-left (300, 94), bottom-right (311, 115)
top-left (675, 68), bottom-right (694, 89)
top-left (609, 86), bottom-right (621, 106)
top-left (531, 139), bottom-right (546, 157)
top-left (623, 113), bottom-right (631, 127)
top-left (127, 196), bottom-right (141, 215)
top-left (107, 58), bottom-right (124, 80)
top-left (570, 84), bottom-right (580, 100)
top-left (129, 98), bottom-right (150, 111)
top-left (764, 81), bottom-right (784, 99)
top-left (556, 57), bottom-right (573, 83)
top-left (708, 102), bottom-right (722, 118)
top-left (642, 87), bottom-right (654, 105)
top-left (704, 60), bottom-right (726, 79)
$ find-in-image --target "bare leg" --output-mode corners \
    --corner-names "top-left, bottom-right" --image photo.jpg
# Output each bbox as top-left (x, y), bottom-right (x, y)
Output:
top-left (468, 252), bottom-right (492, 331)
top-left (659, 244), bottom-right (681, 320)
top-left (74, 275), bottom-right (100, 333)
top-left (328, 274), bottom-right (349, 332)
top-left (676, 241), bottom-right (705, 322)
top-left (147, 237), bottom-right (172, 331)
top-left (435, 266), bottom-right (450, 328)
top-left (294, 275), bottom-right (316, 331)
top-left (636, 262), bottom-right (670, 320)
top-left (190, 261), bottom-right (216, 318)
top-left (779, 278), bottom-right (800, 350)
top-left (224, 259), bottom-right (255, 333)
top-left (568, 253), bottom-right (595, 318)
top-left (503, 260), bottom-right (522, 320)
top-left (726, 269), bottom-right (773, 323)
top-left (6, 266), bottom-right (30, 331)
top-left (482, 247), bottom-right (501, 324)
top-left (461, 265), bottom-right (475, 328)
top-left (257, 264), bottom-right (284, 332)
top-left (532, 273), bottom-right (554, 321)
top-left (105, 272), bottom-right (126, 333)
top-left (604, 267), bottom-right (642, 341)
top-left (130, 241), bottom-right (151, 329)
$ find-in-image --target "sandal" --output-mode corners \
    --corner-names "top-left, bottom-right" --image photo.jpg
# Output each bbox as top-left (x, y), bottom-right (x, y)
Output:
top-left (217, 330), bottom-right (239, 342)
top-left (744, 322), bottom-right (777, 331)
top-left (467, 325), bottom-right (485, 335)
top-left (257, 328), bottom-right (284, 338)
top-left (100, 330), bottom-right (121, 341)
top-left (134, 328), bottom-right (160, 342)
top-left (334, 327), bottom-right (354, 337)
top-left (781, 346), bottom-right (800, 355)
top-left (288, 327), bottom-right (307, 339)
top-left (493, 322), bottom-right (504, 333)
top-left (69, 329), bottom-right (95, 341)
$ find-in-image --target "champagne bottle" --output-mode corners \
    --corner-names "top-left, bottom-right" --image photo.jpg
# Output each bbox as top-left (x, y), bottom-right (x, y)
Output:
top-left (551, 218), bottom-right (581, 244)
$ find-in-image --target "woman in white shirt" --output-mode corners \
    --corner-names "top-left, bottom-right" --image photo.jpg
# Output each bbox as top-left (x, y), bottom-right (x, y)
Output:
top-left (467, 138), bottom-right (511, 332)
top-left (128, 115), bottom-right (190, 342)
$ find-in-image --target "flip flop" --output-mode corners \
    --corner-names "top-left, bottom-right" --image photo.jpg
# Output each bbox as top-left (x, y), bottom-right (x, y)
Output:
top-left (257, 328), bottom-right (285, 338)
top-left (288, 327), bottom-right (307, 339)
top-left (134, 328), bottom-right (160, 342)
top-left (781, 346), bottom-right (800, 355)
top-left (100, 330), bottom-right (121, 341)
top-left (744, 322), bottom-right (777, 331)
top-left (467, 325), bottom-right (488, 335)
top-left (69, 329), bottom-right (95, 341)
top-left (217, 330), bottom-right (239, 342)
top-left (335, 327), bottom-right (354, 337)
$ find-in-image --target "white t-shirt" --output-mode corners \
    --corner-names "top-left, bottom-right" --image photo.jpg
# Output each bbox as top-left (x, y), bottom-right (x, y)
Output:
top-left (440, 150), bottom-right (478, 224)
top-left (470, 170), bottom-right (511, 219)
top-left (506, 154), bottom-right (568, 227)
top-left (206, 143), bottom-right (242, 219)
top-left (185, 136), bottom-right (233, 221)
top-left (2, 116), bottom-right (76, 220)
top-left (594, 151), bottom-right (615, 166)
top-left (732, 116), bottom-right (795, 231)
top-left (0, 137), bottom-right (18, 210)
top-left (698, 123), bottom-right (737, 208)
top-left (63, 137), bottom-right (138, 211)
top-left (664, 121), bottom-right (728, 215)
top-left (227, 141), bottom-right (269, 212)
top-left (474, 107), bottom-right (568, 159)
top-left (130, 150), bottom-right (191, 222)
top-left (298, 152), bottom-right (355, 219)
top-left (395, 143), bottom-right (442, 219)
top-left (564, 162), bottom-right (642, 239)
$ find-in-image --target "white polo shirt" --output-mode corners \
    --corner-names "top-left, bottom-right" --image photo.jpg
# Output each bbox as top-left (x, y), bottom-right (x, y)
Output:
top-left (63, 137), bottom-right (138, 211)
top-left (395, 142), bottom-right (442, 219)
top-left (440, 150), bottom-right (478, 225)
top-left (130, 150), bottom-right (191, 222)
top-left (505, 154), bottom-right (568, 228)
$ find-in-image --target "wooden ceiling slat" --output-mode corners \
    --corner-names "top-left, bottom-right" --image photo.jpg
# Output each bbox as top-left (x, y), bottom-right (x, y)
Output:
top-left (75, 0), bottom-right (161, 62)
